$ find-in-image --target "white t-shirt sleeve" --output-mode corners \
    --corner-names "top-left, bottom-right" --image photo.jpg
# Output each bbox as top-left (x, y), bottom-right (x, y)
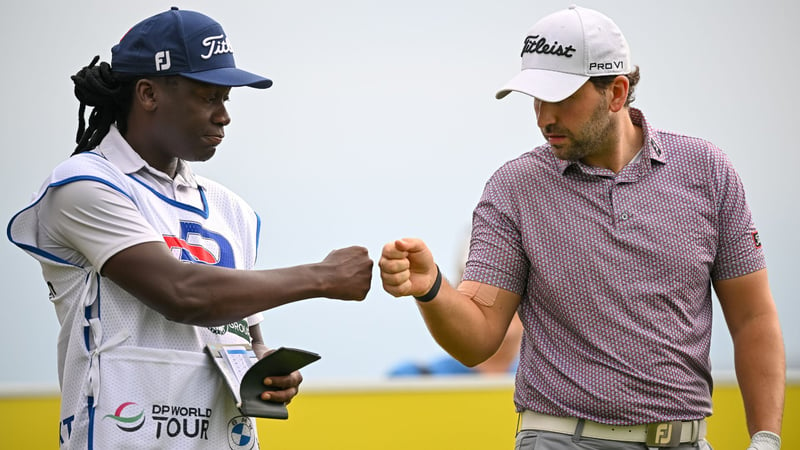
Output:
top-left (38, 179), bottom-right (164, 271)
top-left (246, 313), bottom-right (264, 327)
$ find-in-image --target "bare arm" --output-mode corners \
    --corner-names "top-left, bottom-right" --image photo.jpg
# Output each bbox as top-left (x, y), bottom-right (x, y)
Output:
top-left (379, 238), bottom-right (520, 366)
top-left (475, 312), bottom-right (523, 374)
top-left (714, 268), bottom-right (784, 436)
top-left (43, 180), bottom-right (373, 327)
top-left (102, 241), bottom-right (373, 327)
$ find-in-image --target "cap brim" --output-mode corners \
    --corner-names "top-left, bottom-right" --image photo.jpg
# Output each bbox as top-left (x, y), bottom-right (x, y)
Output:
top-left (181, 67), bottom-right (273, 89)
top-left (495, 69), bottom-right (588, 102)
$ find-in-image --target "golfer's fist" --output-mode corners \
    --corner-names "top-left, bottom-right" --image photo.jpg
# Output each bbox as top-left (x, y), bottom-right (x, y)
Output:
top-left (379, 238), bottom-right (438, 298)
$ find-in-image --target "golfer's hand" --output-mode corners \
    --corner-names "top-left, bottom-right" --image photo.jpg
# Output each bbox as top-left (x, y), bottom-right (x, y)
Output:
top-left (746, 431), bottom-right (781, 450)
top-left (379, 238), bottom-right (438, 298)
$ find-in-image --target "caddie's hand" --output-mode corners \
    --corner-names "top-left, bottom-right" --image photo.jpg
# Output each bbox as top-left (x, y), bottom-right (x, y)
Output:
top-left (260, 370), bottom-right (303, 404)
top-left (379, 238), bottom-right (437, 298)
top-left (320, 246), bottom-right (373, 300)
top-left (746, 431), bottom-right (781, 450)
top-left (251, 344), bottom-right (303, 404)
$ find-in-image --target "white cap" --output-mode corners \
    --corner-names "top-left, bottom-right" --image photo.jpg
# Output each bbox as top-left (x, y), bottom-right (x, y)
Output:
top-left (496, 5), bottom-right (631, 102)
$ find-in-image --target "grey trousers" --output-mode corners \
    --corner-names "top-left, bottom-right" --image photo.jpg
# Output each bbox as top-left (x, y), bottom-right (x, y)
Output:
top-left (515, 430), bottom-right (714, 450)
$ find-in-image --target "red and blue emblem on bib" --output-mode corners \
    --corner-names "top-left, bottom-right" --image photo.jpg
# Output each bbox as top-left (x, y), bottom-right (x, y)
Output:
top-left (164, 221), bottom-right (235, 268)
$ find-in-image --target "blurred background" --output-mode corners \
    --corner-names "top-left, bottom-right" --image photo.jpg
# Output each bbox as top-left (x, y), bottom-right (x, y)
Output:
top-left (1, 0), bottom-right (797, 388)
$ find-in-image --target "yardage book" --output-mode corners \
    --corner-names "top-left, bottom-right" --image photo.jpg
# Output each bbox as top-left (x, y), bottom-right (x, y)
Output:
top-left (205, 344), bottom-right (321, 419)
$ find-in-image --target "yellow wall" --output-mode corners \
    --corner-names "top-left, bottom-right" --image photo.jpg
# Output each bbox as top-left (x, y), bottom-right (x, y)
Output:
top-left (1, 377), bottom-right (797, 449)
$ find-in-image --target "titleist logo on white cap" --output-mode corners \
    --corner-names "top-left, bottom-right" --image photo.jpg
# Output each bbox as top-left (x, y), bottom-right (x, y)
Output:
top-left (496, 4), bottom-right (631, 103)
top-left (520, 36), bottom-right (577, 58)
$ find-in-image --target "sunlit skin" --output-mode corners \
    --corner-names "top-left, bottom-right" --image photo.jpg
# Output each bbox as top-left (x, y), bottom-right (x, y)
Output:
top-left (123, 76), bottom-right (232, 178)
top-left (535, 76), bottom-right (643, 173)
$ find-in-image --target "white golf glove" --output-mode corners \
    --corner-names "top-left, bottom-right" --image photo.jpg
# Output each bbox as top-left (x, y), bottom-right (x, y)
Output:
top-left (746, 431), bottom-right (781, 450)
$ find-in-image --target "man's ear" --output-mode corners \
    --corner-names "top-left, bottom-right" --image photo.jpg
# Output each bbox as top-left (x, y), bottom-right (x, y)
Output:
top-left (608, 75), bottom-right (630, 112)
top-left (135, 79), bottom-right (159, 112)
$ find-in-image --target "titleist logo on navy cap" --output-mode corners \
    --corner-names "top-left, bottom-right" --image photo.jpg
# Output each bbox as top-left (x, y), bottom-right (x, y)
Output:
top-left (520, 35), bottom-right (577, 58)
top-left (154, 33), bottom-right (236, 72)
top-left (200, 34), bottom-right (234, 60)
top-left (111, 7), bottom-right (272, 89)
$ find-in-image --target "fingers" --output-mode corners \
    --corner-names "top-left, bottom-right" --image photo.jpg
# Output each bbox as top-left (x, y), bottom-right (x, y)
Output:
top-left (380, 238), bottom-right (425, 260)
top-left (379, 266), bottom-right (413, 298)
top-left (379, 241), bottom-right (410, 293)
top-left (322, 246), bottom-right (374, 300)
top-left (379, 248), bottom-right (410, 273)
top-left (393, 238), bottom-right (426, 255)
top-left (380, 238), bottom-right (434, 272)
top-left (260, 385), bottom-right (297, 403)
top-left (261, 371), bottom-right (303, 404)
top-left (380, 238), bottom-right (436, 298)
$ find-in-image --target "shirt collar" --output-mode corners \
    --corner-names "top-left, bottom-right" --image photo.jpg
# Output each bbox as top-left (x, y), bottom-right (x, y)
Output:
top-left (554, 107), bottom-right (666, 175)
top-left (630, 108), bottom-right (666, 165)
top-left (96, 125), bottom-right (198, 187)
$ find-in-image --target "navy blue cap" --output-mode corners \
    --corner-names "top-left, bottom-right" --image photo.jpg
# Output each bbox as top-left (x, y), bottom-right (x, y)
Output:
top-left (111, 7), bottom-right (272, 89)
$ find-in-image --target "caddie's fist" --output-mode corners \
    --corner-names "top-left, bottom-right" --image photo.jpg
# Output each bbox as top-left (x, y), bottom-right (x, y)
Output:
top-left (321, 246), bottom-right (373, 300)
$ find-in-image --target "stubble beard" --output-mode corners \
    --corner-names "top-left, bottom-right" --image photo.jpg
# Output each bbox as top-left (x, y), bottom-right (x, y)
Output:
top-left (548, 99), bottom-right (616, 162)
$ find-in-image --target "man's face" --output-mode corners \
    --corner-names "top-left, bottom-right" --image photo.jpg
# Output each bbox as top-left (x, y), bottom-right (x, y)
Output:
top-left (150, 76), bottom-right (233, 163)
top-left (534, 81), bottom-right (615, 162)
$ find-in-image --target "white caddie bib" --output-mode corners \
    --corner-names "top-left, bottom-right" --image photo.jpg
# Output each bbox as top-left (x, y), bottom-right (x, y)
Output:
top-left (9, 150), bottom-right (263, 449)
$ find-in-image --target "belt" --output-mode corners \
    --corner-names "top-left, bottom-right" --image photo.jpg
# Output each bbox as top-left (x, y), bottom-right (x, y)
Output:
top-left (518, 411), bottom-right (706, 446)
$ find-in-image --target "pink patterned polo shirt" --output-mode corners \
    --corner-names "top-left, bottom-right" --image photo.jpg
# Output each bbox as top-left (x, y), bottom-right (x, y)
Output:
top-left (463, 108), bottom-right (765, 425)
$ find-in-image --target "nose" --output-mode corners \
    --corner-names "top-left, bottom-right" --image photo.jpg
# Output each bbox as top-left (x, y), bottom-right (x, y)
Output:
top-left (535, 99), bottom-right (556, 129)
top-left (213, 104), bottom-right (231, 127)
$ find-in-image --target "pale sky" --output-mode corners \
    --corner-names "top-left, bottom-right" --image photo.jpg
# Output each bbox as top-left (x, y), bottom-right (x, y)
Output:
top-left (1, 0), bottom-right (797, 386)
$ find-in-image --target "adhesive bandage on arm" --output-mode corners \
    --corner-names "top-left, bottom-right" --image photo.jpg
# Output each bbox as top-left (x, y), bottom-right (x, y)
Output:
top-left (457, 280), bottom-right (501, 307)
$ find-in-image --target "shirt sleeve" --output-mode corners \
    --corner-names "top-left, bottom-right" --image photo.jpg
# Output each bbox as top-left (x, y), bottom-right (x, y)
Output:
top-left (246, 313), bottom-right (264, 326)
top-left (463, 168), bottom-right (530, 295)
top-left (37, 179), bottom-right (164, 271)
top-left (709, 146), bottom-right (767, 280)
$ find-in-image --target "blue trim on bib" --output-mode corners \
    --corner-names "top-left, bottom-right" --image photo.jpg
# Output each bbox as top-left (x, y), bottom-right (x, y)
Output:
top-left (7, 175), bottom-right (136, 267)
top-left (128, 174), bottom-right (210, 218)
top-left (255, 212), bottom-right (262, 258)
top-left (87, 395), bottom-right (95, 450)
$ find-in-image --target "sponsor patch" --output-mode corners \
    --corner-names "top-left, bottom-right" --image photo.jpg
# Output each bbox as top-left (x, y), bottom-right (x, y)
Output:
top-left (208, 319), bottom-right (251, 341)
top-left (227, 416), bottom-right (256, 449)
top-left (104, 402), bottom-right (146, 432)
top-left (752, 231), bottom-right (762, 248)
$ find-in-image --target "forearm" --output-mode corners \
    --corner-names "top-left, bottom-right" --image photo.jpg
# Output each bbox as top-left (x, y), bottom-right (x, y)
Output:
top-left (379, 238), bottom-right (519, 366)
top-left (715, 269), bottom-right (785, 439)
top-left (416, 281), bottom-right (509, 367)
top-left (103, 242), bottom-right (372, 327)
top-left (170, 263), bottom-right (329, 326)
top-left (732, 313), bottom-right (785, 436)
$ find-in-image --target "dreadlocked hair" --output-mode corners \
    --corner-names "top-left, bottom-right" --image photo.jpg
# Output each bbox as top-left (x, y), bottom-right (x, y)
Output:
top-left (70, 56), bottom-right (137, 155)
